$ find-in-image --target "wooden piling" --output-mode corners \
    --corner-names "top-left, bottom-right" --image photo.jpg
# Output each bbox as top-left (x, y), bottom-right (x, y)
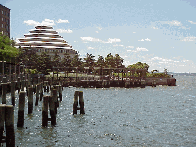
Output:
top-left (28, 86), bottom-right (33, 114)
top-left (5, 105), bottom-right (15, 146)
top-left (17, 91), bottom-right (25, 127)
top-left (49, 96), bottom-right (56, 126)
top-left (79, 91), bottom-right (85, 114)
top-left (42, 96), bottom-right (49, 127)
top-left (0, 104), bottom-right (5, 144)
top-left (59, 85), bottom-right (62, 101)
top-left (35, 84), bottom-right (39, 106)
top-left (73, 91), bottom-right (79, 115)
top-left (17, 77), bottom-right (21, 93)
top-left (52, 88), bottom-right (58, 114)
top-left (2, 83), bottom-right (7, 104)
top-left (21, 76), bottom-right (25, 91)
top-left (11, 81), bottom-right (16, 106)
top-left (40, 82), bottom-right (43, 101)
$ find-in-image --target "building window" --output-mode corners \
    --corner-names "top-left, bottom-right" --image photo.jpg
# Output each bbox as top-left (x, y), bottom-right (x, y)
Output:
top-left (2, 24), bottom-right (3, 28)
top-left (2, 10), bottom-right (3, 15)
top-left (2, 31), bottom-right (3, 34)
top-left (1, 18), bottom-right (3, 21)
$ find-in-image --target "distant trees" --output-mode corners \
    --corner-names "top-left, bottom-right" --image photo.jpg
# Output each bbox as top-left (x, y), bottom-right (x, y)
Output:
top-left (127, 62), bottom-right (149, 70)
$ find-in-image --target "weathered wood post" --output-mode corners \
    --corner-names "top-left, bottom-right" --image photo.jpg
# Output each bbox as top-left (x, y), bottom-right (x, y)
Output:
top-left (5, 105), bottom-right (15, 146)
top-left (28, 86), bottom-right (33, 114)
top-left (21, 76), bottom-right (25, 91)
top-left (49, 96), bottom-right (56, 126)
top-left (17, 91), bottom-right (26, 127)
top-left (17, 77), bottom-right (21, 93)
top-left (59, 85), bottom-right (62, 101)
top-left (44, 81), bottom-right (47, 92)
top-left (79, 91), bottom-right (85, 114)
top-left (11, 81), bottom-right (16, 106)
top-left (2, 82), bottom-right (7, 104)
top-left (46, 81), bottom-right (49, 93)
top-left (42, 96), bottom-right (49, 127)
top-left (73, 91), bottom-right (79, 115)
top-left (40, 82), bottom-right (43, 101)
top-left (35, 84), bottom-right (39, 106)
top-left (52, 88), bottom-right (58, 114)
top-left (0, 104), bottom-right (5, 144)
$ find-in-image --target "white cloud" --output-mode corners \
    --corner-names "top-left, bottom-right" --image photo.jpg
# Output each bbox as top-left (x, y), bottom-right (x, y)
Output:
top-left (181, 36), bottom-right (196, 41)
top-left (56, 19), bottom-right (69, 23)
top-left (87, 47), bottom-right (95, 49)
top-left (56, 29), bottom-right (73, 33)
top-left (145, 38), bottom-right (151, 41)
top-left (104, 38), bottom-right (121, 43)
top-left (24, 19), bottom-right (55, 26)
top-left (152, 26), bottom-right (158, 29)
top-left (168, 20), bottom-right (182, 26)
top-left (133, 32), bottom-right (136, 33)
top-left (188, 20), bottom-right (196, 24)
top-left (113, 44), bottom-right (124, 47)
top-left (80, 37), bottom-right (121, 44)
top-left (136, 47), bottom-right (148, 51)
top-left (126, 46), bottom-right (134, 49)
top-left (41, 19), bottom-right (55, 26)
top-left (95, 31), bottom-right (99, 33)
top-left (97, 27), bottom-right (102, 30)
top-left (138, 38), bottom-right (151, 41)
top-left (24, 20), bottom-right (40, 26)
top-left (80, 37), bottom-right (102, 42)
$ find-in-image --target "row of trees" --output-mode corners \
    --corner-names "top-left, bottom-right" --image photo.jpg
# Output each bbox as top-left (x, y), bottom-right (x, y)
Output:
top-left (1, 33), bottom-right (164, 77)
top-left (18, 51), bottom-right (125, 74)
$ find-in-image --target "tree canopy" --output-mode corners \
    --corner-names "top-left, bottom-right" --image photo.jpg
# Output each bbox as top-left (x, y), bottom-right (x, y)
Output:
top-left (0, 33), bottom-right (19, 62)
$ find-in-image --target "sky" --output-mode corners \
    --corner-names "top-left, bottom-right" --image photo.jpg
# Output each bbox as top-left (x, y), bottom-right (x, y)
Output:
top-left (2, 0), bottom-right (196, 73)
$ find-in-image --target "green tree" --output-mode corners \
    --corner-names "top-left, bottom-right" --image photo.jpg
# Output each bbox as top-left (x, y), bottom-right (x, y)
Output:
top-left (37, 52), bottom-right (52, 74)
top-left (52, 50), bottom-right (61, 68)
top-left (96, 55), bottom-right (105, 67)
top-left (71, 54), bottom-right (82, 68)
top-left (0, 33), bottom-right (19, 62)
top-left (114, 54), bottom-right (124, 68)
top-left (105, 53), bottom-right (115, 68)
top-left (83, 53), bottom-right (95, 67)
top-left (62, 53), bottom-right (71, 67)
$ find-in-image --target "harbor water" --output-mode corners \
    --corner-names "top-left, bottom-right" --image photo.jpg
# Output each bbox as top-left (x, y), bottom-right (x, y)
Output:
top-left (1, 75), bottom-right (196, 146)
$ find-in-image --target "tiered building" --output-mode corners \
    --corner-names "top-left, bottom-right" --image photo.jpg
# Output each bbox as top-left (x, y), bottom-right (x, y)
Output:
top-left (0, 4), bottom-right (10, 38)
top-left (15, 26), bottom-right (77, 59)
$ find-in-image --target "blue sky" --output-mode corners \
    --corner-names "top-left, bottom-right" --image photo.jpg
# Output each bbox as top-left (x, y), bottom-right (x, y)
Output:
top-left (2, 0), bottom-right (196, 72)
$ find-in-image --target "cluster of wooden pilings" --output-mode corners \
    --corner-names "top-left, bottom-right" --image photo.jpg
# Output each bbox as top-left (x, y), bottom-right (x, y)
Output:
top-left (0, 74), bottom-right (64, 146)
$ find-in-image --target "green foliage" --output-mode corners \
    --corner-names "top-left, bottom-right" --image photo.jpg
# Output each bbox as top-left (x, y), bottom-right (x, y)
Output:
top-left (37, 52), bottom-right (52, 74)
top-left (62, 53), bottom-right (71, 67)
top-left (83, 53), bottom-right (95, 67)
top-left (71, 54), bottom-right (82, 67)
top-left (147, 72), bottom-right (170, 78)
top-left (127, 62), bottom-right (149, 70)
top-left (0, 33), bottom-right (19, 62)
top-left (96, 55), bottom-right (105, 67)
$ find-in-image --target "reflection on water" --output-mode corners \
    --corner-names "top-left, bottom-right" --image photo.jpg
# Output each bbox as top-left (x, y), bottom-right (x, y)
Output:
top-left (1, 76), bottom-right (196, 146)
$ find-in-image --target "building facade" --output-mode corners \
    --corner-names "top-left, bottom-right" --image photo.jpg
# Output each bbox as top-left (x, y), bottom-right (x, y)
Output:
top-left (15, 26), bottom-right (77, 59)
top-left (0, 4), bottom-right (10, 38)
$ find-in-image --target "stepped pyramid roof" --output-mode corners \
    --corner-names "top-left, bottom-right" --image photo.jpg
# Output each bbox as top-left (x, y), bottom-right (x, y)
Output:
top-left (15, 26), bottom-right (77, 56)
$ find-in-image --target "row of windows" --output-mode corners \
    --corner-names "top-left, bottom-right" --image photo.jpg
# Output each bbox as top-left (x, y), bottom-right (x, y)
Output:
top-left (1, 24), bottom-right (9, 31)
top-left (1, 10), bottom-right (9, 17)
top-left (1, 31), bottom-right (9, 36)
top-left (1, 17), bottom-right (9, 24)
top-left (36, 49), bottom-right (69, 53)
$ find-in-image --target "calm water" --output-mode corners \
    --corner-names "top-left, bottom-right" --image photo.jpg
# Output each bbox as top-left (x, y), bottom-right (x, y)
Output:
top-left (1, 75), bottom-right (196, 147)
